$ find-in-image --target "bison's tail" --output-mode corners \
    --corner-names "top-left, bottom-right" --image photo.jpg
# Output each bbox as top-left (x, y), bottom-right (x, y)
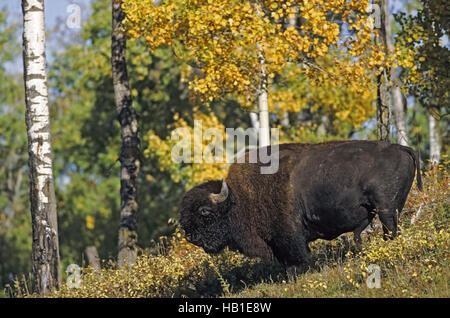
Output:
top-left (398, 145), bottom-right (423, 192)
top-left (416, 148), bottom-right (423, 191)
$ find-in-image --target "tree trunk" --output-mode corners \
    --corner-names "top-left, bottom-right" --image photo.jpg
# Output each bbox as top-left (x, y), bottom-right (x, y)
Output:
top-left (382, 0), bottom-right (409, 146)
top-left (391, 83), bottom-right (408, 145)
top-left (84, 246), bottom-right (100, 271)
top-left (281, 111), bottom-right (290, 127)
top-left (257, 71), bottom-right (270, 147)
top-left (249, 112), bottom-right (260, 130)
top-left (376, 0), bottom-right (390, 142)
top-left (22, 0), bottom-right (60, 294)
top-left (376, 71), bottom-right (390, 141)
top-left (279, 11), bottom-right (296, 129)
top-left (428, 114), bottom-right (440, 165)
top-left (250, 7), bottom-right (296, 144)
top-left (112, 0), bottom-right (140, 268)
top-left (254, 3), bottom-right (270, 147)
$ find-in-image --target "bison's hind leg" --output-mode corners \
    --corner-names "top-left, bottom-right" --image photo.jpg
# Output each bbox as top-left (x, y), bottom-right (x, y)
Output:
top-left (378, 209), bottom-right (399, 240)
top-left (368, 191), bottom-right (403, 240)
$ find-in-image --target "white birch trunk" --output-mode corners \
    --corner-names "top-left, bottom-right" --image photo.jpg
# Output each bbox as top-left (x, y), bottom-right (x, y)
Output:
top-left (22, 0), bottom-right (60, 294)
top-left (257, 81), bottom-right (270, 147)
top-left (252, 2), bottom-right (271, 147)
top-left (255, 42), bottom-right (270, 147)
top-left (383, 0), bottom-right (409, 146)
top-left (428, 114), bottom-right (440, 165)
top-left (249, 112), bottom-right (260, 130)
top-left (376, 0), bottom-right (391, 141)
top-left (391, 85), bottom-right (408, 145)
top-left (279, 11), bottom-right (296, 129)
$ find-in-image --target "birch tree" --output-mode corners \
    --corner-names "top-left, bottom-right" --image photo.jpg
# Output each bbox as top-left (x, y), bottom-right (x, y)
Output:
top-left (428, 114), bottom-right (441, 165)
top-left (255, 43), bottom-right (270, 147)
top-left (382, 0), bottom-right (408, 146)
top-left (375, 0), bottom-right (391, 142)
top-left (21, 0), bottom-right (60, 294)
top-left (252, 2), bottom-right (270, 146)
top-left (112, 0), bottom-right (140, 268)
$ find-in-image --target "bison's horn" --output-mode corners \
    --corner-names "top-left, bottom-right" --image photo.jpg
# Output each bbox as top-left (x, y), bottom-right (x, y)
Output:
top-left (210, 179), bottom-right (229, 204)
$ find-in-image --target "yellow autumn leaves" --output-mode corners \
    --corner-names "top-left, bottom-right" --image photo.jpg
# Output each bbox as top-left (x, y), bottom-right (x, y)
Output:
top-left (122, 0), bottom-right (383, 104)
top-left (145, 108), bottom-right (228, 189)
top-left (122, 0), bottom-right (395, 187)
top-left (269, 57), bottom-right (376, 127)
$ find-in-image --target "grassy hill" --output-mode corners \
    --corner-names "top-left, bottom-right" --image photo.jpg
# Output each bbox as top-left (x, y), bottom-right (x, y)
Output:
top-left (7, 165), bottom-right (449, 298)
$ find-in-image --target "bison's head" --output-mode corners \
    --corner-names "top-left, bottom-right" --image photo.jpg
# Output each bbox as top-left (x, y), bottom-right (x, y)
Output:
top-left (179, 179), bottom-right (232, 254)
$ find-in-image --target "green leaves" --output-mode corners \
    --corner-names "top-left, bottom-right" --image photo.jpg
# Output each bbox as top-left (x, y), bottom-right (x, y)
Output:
top-left (395, 0), bottom-right (449, 115)
top-left (0, 9), bottom-right (30, 288)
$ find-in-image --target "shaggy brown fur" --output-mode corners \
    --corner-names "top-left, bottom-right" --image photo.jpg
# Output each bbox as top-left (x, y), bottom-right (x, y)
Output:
top-left (180, 140), bottom-right (422, 268)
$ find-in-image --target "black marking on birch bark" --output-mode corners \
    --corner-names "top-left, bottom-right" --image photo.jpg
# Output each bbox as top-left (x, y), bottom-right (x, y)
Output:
top-left (28, 5), bottom-right (44, 12)
top-left (26, 73), bottom-right (46, 81)
top-left (117, 106), bottom-right (135, 126)
top-left (25, 85), bottom-right (47, 99)
top-left (35, 136), bottom-right (43, 160)
top-left (43, 177), bottom-right (51, 201)
top-left (119, 213), bottom-right (138, 232)
top-left (23, 54), bottom-right (41, 62)
top-left (40, 247), bottom-right (46, 264)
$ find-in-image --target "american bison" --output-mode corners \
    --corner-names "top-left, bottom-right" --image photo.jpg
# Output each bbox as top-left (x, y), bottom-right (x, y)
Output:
top-left (179, 140), bottom-right (422, 268)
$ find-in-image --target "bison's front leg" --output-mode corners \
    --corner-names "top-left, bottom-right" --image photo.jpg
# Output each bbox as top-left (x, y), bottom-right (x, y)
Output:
top-left (236, 234), bottom-right (276, 263)
top-left (272, 233), bottom-right (312, 280)
top-left (284, 238), bottom-right (312, 281)
top-left (353, 216), bottom-right (375, 245)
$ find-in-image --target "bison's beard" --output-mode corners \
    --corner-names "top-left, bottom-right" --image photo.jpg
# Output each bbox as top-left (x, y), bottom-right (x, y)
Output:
top-left (184, 228), bottom-right (230, 254)
top-left (201, 242), bottom-right (223, 254)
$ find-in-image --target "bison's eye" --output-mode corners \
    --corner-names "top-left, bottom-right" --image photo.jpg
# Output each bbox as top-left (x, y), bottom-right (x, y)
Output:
top-left (198, 206), bottom-right (212, 217)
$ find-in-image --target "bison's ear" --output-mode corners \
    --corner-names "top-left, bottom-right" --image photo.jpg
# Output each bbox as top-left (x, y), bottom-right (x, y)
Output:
top-left (209, 179), bottom-right (229, 204)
